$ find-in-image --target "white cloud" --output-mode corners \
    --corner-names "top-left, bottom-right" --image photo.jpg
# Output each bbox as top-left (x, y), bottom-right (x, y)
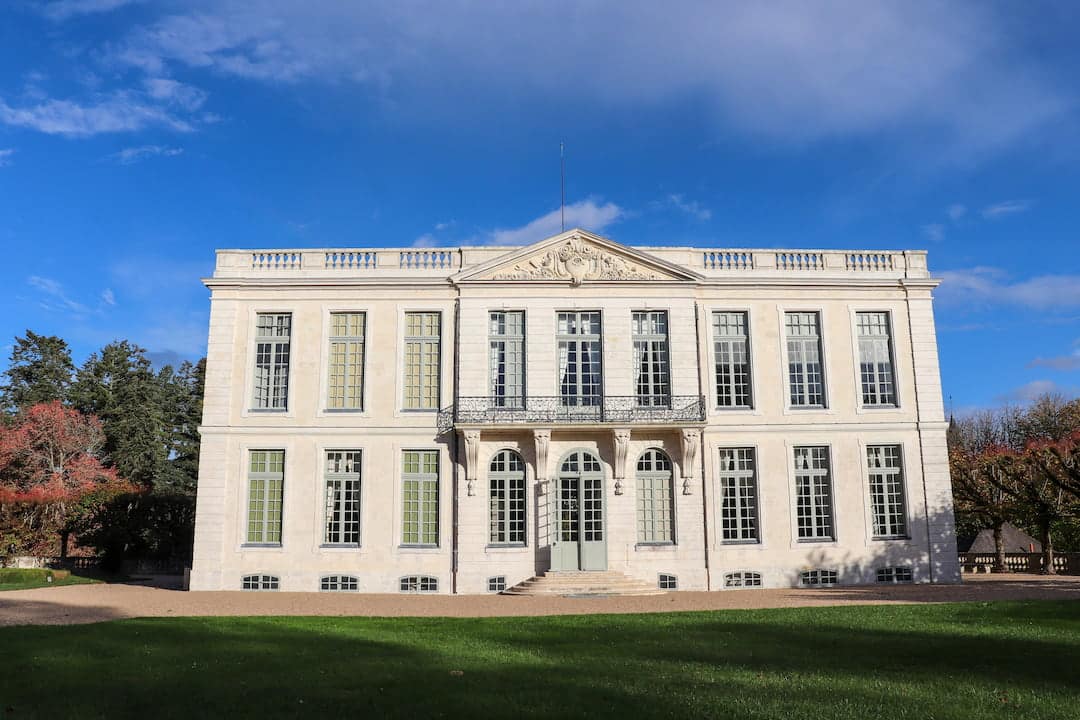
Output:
top-left (101, 288), bottom-right (116, 306)
top-left (921, 223), bottom-right (944, 242)
top-left (0, 93), bottom-right (194, 137)
top-left (27, 275), bottom-right (90, 314)
top-left (938, 267), bottom-right (1080, 309)
top-left (489, 199), bottom-right (624, 246)
top-left (0, 149), bottom-right (13, 167)
top-left (947, 204), bottom-right (966, 221)
top-left (42, 0), bottom-right (142, 22)
top-left (109, 145), bottom-right (184, 164)
top-left (411, 233), bottom-right (437, 248)
top-left (664, 194), bottom-right (712, 221)
top-left (1029, 340), bottom-right (1080, 372)
top-left (99, 1), bottom-right (1068, 157)
top-left (142, 78), bottom-right (208, 111)
top-left (995, 380), bottom-right (1075, 404)
top-left (981, 199), bottom-right (1031, 219)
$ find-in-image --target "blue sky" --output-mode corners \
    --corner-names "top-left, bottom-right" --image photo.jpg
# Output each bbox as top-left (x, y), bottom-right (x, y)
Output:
top-left (1, 1), bottom-right (1078, 411)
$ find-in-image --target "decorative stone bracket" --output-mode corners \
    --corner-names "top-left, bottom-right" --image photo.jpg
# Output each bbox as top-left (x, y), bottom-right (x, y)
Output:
top-left (612, 428), bottom-right (631, 495)
top-left (462, 430), bottom-right (481, 496)
top-left (680, 428), bottom-right (701, 495)
top-left (533, 429), bottom-right (551, 495)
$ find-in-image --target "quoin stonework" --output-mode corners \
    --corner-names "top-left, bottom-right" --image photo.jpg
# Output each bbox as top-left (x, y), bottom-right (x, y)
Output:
top-left (189, 229), bottom-right (961, 593)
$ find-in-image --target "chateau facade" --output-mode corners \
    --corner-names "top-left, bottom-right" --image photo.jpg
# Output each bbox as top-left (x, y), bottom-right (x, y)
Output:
top-left (189, 229), bottom-right (961, 593)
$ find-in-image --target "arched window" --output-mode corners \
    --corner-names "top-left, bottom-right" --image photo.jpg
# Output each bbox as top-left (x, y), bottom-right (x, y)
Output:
top-left (636, 449), bottom-right (674, 544)
top-left (489, 449), bottom-right (526, 545)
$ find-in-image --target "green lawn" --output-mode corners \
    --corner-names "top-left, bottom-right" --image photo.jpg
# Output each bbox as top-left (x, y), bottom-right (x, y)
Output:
top-left (1, 601), bottom-right (1078, 719)
top-left (0, 568), bottom-right (100, 592)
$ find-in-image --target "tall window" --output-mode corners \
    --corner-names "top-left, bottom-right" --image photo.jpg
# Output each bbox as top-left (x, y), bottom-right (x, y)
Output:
top-left (327, 312), bottom-right (365, 410)
top-left (252, 313), bottom-right (291, 410)
top-left (785, 312), bottom-right (825, 408)
top-left (633, 311), bottom-right (670, 407)
top-left (489, 450), bottom-right (526, 545)
top-left (713, 311), bottom-right (752, 408)
top-left (247, 450), bottom-right (284, 545)
top-left (636, 449), bottom-right (674, 544)
top-left (718, 448), bottom-right (758, 543)
top-left (401, 450), bottom-right (439, 546)
top-left (490, 311), bottom-right (525, 408)
top-left (324, 450), bottom-right (361, 545)
top-left (867, 445), bottom-right (908, 539)
top-left (404, 312), bottom-right (441, 410)
top-left (794, 446), bottom-right (833, 541)
top-left (557, 311), bottom-right (602, 407)
top-left (857, 312), bottom-right (897, 407)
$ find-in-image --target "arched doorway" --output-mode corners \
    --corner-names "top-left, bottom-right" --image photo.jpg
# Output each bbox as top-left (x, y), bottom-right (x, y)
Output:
top-left (635, 448), bottom-right (674, 544)
top-left (552, 449), bottom-right (606, 571)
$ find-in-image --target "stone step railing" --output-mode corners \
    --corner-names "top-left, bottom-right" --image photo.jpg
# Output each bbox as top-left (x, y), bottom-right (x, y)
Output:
top-left (959, 552), bottom-right (1080, 574)
top-left (215, 247), bottom-right (928, 280)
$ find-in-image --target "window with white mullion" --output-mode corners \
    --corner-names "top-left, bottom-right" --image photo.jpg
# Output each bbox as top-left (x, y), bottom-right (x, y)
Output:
top-left (323, 450), bottom-right (362, 545)
top-left (633, 311), bottom-right (670, 407)
top-left (857, 312), bottom-right (897, 407)
top-left (404, 313), bottom-right (441, 410)
top-left (867, 445), bottom-right (908, 539)
top-left (718, 448), bottom-right (759, 543)
top-left (713, 312), bottom-right (752, 408)
top-left (557, 311), bottom-right (602, 407)
top-left (794, 446), bottom-right (833, 541)
top-left (252, 313), bottom-right (291, 410)
top-left (489, 311), bottom-right (525, 408)
top-left (327, 313), bottom-right (365, 410)
top-left (489, 450), bottom-right (526, 545)
top-left (636, 449), bottom-right (674, 544)
top-left (785, 312), bottom-right (825, 407)
top-left (401, 450), bottom-right (439, 546)
top-left (247, 450), bottom-right (284, 545)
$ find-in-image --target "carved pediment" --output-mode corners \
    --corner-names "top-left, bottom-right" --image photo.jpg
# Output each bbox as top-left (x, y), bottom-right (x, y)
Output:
top-left (456, 230), bottom-right (697, 285)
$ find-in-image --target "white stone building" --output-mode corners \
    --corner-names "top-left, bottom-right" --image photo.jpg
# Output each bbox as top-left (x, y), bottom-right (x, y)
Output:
top-left (189, 229), bottom-right (961, 593)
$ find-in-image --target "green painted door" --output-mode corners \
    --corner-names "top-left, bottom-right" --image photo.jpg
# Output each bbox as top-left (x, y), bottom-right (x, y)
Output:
top-left (551, 451), bottom-right (607, 571)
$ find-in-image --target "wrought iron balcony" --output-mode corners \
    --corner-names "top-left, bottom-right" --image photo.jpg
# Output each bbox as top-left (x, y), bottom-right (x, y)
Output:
top-left (447, 395), bottom-right (706, 427)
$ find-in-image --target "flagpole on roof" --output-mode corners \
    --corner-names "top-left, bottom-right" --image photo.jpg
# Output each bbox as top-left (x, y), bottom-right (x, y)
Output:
top-left (560, 141), bottom-right (566, 232)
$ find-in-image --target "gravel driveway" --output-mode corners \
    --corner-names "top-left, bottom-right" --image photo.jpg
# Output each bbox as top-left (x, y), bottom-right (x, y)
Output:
top-left (1, 573), bottom-right (1078, 627)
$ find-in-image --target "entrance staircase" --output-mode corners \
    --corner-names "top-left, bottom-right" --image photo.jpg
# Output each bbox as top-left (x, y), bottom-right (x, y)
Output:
top-left (504, 570), bottom-right (666, 597)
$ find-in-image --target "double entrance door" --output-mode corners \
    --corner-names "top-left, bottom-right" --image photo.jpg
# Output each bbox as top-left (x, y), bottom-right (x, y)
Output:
top-left (551, 450), bottom-right (607, 571)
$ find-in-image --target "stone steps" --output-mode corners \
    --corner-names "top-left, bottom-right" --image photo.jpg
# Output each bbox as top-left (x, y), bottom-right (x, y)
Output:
top-left (504, 571), bottom-right (666, 596)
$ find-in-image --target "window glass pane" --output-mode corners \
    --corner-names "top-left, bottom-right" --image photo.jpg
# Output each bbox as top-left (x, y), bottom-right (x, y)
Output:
top-left (633, 311), bottom-right (670, 407)
top-left (558, 311), bottom-right (602, 407)
top-left (785, 312), bottom-right (824, 407)
top-left (404, 313), bottom-right (440, 409)
top-left (713, 312), bottom-right (752, 408)
top-left (718, 448), bottom-right (758, 542)
top-left (324, 450), bottom-right (362, 545)
top-left (857, 312), bottom-right (897, 406)
top-left (402, 450), bottom-right (439, 545)
top-left (253, 313), bottom-right (291, 410)
top-left (328, 313), bottom-right (365, 410)
top-left (867, 444), bottom-right (907, 538)
top-left (247, 450), bottom-right (284, 544)
top-left (794, 446), bottom-right (833, 540)
top-left (636, 449), bottom-right (674, 543)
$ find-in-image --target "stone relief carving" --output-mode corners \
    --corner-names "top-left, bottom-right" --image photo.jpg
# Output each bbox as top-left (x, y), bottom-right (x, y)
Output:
top-left (492, 236), bottom-right (667, 285)
top-left (680, 428), bottom-right (701, 496)
top-left (463, 430), bottom-right (480, 496)
top-left (612, 428), bottom-right (631, 495)
top-left (533, 429), bottom-right (551, 495)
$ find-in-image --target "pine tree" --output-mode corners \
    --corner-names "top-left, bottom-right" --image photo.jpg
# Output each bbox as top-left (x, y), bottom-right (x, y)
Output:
top-left (0, 331), bottom-right (75, 414)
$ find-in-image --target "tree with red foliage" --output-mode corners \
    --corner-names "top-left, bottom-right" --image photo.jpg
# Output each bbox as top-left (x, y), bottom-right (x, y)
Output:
top-left (0, 401), bottom-right (135, 556)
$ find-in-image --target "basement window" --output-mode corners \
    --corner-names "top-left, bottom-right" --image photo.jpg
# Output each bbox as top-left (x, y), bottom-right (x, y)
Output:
top-left (658, 573), bottom-right (678, 590)
top-left (487, 576), bottom-right (507, 593)
top-left (400, 575), bottom-right (439, 593)
top-left (724, 571), bottom-right (762, 588)
top-left (876, 567), bottom-right (913, 584)
top-left (800, 569), bottom-right (838, 587)
top-left (320, 575), bottom-right (360, 592)
top-left (242, 574), bottom-right (279, 591)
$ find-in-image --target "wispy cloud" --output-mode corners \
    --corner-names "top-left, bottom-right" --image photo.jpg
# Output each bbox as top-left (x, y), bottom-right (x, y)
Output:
top-left (947, 204), bottom-right (966, 221)
top-left (109, 145), bottom-right (184, 164)
top-left (489, 198), bottom-right (624, 246)
top-left (981, 199), bottom-right (1031, 219)
top-left (921, 223), bottom-right (945, 242)
top-left (995, 380), bottom-right (1078, 404)
top-left (42, 0), bottom-right (142, 22)
top-left (94, 2), bottom-right (1068, 158)
top-left (0, 149), bottom-right (13, 167)
top-left (938, 267), bottom-right (1080, 310)
top-left (1029, 340), bottom-right (1080, 372)
top-left (0, 93), bottom-right (195, 137)
top-left (27, 275), bottom-right (90, 314)
top-left (101, 288), bottom-right (116, 306)
top-left (662, 194), bottom-right (711, 221)
top-left (411, 233), bottom-right (437, 248)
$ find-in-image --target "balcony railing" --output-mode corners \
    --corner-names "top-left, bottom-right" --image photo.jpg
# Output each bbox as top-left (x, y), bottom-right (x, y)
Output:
top-left (449, 395), bottom-right (706, 426)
